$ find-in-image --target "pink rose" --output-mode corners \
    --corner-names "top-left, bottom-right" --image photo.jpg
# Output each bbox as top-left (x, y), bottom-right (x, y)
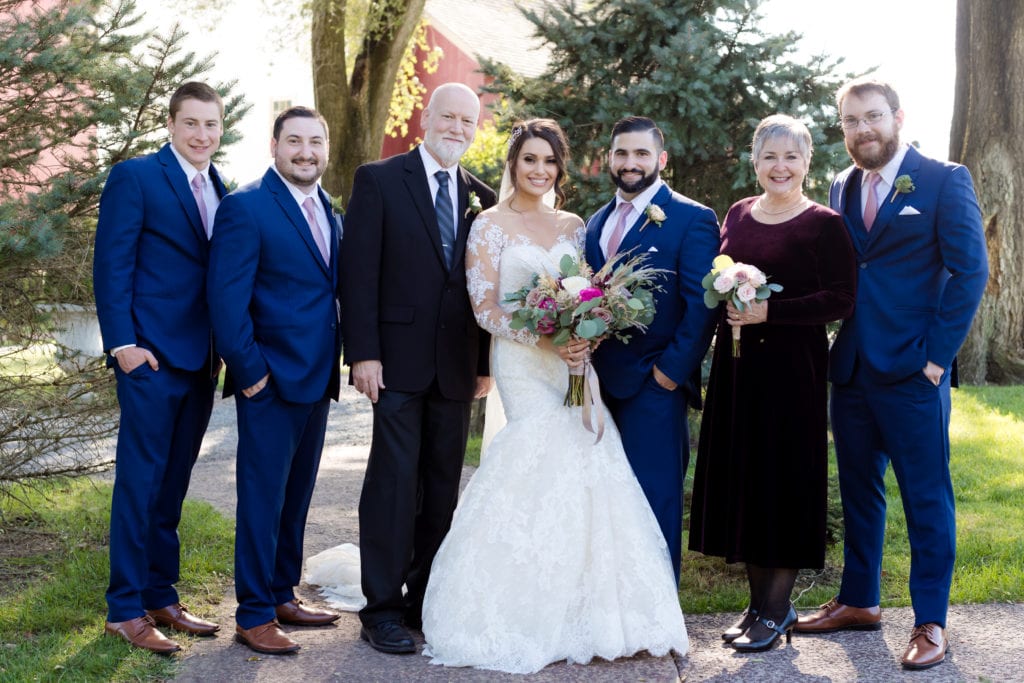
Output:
top-left (591, 306), bottom-right (613, 324)
top-left (578, 287), bottom-right (603, 302)
top-left (736, 283), bottom-right (757, 303)
top-left (713, 274), bottom-right (736, 293)
top-left (536, 316), bottom-right (556, 334)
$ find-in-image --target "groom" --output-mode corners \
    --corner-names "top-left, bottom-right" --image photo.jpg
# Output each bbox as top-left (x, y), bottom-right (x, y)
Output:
top-left (584, 116), bottom-right (720, 582)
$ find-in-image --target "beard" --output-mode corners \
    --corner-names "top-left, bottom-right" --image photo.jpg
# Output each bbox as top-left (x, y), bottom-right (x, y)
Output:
top-left (847, 129), bottom-right (900, 170)
top-left (424, 133), bottom-right (470, 168)
top-left (609, 166), bottom-right (658, 195)
top-left (278, 156), bottom-right (325, 188)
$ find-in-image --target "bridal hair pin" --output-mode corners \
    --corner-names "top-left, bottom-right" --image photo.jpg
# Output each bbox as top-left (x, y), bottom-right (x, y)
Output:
top-left (507, 125), bottom-right (524, 149)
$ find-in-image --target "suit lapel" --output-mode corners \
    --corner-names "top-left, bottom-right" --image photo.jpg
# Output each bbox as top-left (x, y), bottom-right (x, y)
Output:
top-left (264, 170), bottom-right (331, 278)
top-left (208, 163), bottom-right (229, 199)
top-left (403, 149), bottom-right (447, 269)
top-left (586, 200), bottom-right (615, 270)
top-left (453, 167), bottom-right (477, 271)
top-left (158, 144), bottom-right (208, 244)
top-left (867, 146), bottom-right (923, 245)
top-left (616, 184), bottom-right (671, 258)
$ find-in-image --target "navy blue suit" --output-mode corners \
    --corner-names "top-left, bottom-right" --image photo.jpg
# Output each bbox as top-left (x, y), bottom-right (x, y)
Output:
top-left (207, 168), bottom-right (342, 629)
top-left (585, 182), bottom-right (720, 580)
top-left (94, 143), bottom-right (226, 622)
top-left (829, 145), bottom-right (987, 627)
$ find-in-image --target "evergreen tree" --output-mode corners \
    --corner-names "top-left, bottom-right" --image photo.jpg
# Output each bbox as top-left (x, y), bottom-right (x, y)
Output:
top-left (482, 0), bottom-right (852, 217)
top-left (0, 0), bottom-right (247, 491)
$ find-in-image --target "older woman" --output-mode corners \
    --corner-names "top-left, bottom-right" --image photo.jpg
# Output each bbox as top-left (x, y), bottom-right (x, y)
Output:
top-left (688, 115), bottom-right (857, 651)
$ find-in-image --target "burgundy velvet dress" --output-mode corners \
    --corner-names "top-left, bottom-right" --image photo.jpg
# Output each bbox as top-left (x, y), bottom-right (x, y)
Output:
top-left (688, 197), bottom-right (857, 568)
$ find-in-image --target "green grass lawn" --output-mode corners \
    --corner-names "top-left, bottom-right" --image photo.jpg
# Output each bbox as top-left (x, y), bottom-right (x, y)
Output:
top-left (0, 482), bottom-right (232, 682)
top-left (0, 386), bottom-right (1021, 679)
top-left (678, 385), bottom-right (1024, 613)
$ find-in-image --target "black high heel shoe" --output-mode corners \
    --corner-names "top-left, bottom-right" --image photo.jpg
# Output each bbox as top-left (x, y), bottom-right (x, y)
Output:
top-left (721, 607), bottom-right (759, 643)
top-left (731, 604), bottom-right (798, 652)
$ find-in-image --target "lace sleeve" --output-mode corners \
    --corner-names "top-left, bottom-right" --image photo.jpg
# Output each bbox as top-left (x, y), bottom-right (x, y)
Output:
top-left (466, 214), bottom-right (539, 346)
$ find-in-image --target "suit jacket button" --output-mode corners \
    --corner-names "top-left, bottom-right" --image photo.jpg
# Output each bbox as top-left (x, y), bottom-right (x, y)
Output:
top-left (859, 262), bottom-right (868, 269)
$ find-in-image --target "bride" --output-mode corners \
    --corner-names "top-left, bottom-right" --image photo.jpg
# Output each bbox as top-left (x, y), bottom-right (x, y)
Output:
top-left (420, 118), bottom-right (688, 674)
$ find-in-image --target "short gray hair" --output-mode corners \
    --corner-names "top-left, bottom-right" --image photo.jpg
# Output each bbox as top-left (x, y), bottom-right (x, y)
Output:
top-left (751, 114), bottom-right (813, 162)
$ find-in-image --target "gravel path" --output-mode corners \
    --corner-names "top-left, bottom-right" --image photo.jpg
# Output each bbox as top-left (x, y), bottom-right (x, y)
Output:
top-left (172, 389), bottom-right (1023, 682)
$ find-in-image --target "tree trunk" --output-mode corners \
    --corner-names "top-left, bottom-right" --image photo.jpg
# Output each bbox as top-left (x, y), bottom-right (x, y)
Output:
top-left (950, 0), bottom-right (1024, 383)
top-left (311, 0), bottom-right (426, 207)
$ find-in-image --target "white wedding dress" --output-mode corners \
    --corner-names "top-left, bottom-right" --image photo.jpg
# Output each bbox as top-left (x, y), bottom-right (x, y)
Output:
top-left (420, 213), bottom-right (688, 674)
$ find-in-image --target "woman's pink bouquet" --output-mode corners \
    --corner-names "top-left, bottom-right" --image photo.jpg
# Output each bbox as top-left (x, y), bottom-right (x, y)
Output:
top-left (701, 255), bottom-right (782, 357)
top-left (505, 251), bottom-right (664, 406)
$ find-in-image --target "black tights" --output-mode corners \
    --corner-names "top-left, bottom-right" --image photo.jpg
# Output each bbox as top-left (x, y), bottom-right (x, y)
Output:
top-left (745, 564), bottom-right (797, 638)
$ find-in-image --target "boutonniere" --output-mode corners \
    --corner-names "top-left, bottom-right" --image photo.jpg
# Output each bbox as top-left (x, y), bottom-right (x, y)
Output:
top-left (465, 191), bottom-right (483, 218)
top-left (640, 203), bottom-right (666, 231)
top-left (330, 195), bottom-right (345, 216)
top-left (890, 174), bottom-right (915, 203)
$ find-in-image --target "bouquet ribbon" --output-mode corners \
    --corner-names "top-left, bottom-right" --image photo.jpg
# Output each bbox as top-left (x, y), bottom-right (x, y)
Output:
top-left (568, 351), bottom-right (605, 443)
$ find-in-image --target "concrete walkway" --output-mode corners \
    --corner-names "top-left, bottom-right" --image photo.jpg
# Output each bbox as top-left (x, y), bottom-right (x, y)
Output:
top-left (174, 390), bottom-right (1023, 682)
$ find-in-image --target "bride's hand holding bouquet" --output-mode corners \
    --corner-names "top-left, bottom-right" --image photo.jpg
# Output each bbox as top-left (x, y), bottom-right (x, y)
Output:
top-left (504, 251), bottom-right (665, 417)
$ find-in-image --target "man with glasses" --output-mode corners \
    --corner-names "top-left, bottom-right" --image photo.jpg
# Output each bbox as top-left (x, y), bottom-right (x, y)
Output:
top-left (795, 79), bottom-right (988, 671)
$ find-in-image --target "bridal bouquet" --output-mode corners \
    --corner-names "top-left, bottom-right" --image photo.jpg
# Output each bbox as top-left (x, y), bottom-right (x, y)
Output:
top-left (701, 254), bottom-right (782, 357)
top-left (504, 252), bottom-right (665, 408)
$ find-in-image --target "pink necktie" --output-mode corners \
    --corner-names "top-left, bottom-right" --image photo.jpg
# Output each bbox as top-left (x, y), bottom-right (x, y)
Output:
top-left (191, 173), bottom-right (209, 237)
top-left (302, 196), bottom-right (330, 263)
top-left (863, 171), bottom-right (882, 231)
top-left (606, 201), bottom-right (633, 257)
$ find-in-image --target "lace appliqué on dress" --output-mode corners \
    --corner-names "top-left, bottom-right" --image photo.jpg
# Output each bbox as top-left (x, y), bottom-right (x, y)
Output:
top-left (466, 215), bottom-right (583, 347)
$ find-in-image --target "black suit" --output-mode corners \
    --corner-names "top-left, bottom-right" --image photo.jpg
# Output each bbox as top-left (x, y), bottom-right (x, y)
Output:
top-left (340, 147), bottom-right (496, 627)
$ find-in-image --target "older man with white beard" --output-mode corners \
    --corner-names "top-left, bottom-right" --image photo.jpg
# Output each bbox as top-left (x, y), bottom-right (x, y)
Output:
top-left (340, 82), bottom-right (498, 655)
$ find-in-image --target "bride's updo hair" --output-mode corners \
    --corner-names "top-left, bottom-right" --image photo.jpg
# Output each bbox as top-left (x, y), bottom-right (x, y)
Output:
top-left (506, 118), bottom-right (570, 209)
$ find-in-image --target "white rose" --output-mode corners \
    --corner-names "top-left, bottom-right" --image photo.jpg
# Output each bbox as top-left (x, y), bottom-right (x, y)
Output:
top-left (647, 205), bottom-right (666, 224)
top-left (560, 276), bottom-right (592, 297)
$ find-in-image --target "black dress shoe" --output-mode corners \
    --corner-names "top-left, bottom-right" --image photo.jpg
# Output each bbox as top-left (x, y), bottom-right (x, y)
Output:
top-left (722, 606), bottom-right (758, 642)
top-left (732, 604), bottom-right (798, 652)
top-left (360, 620), bottom-right (416, 654)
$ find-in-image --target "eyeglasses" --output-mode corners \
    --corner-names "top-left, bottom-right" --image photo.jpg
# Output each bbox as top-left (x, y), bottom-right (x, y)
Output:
top-left (839, 109), bottom-right (896, 130)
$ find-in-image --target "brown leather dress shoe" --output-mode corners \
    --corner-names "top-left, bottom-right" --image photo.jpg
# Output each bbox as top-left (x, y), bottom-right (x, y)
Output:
top-left (104, 615), bottom-right (181, 654)
top-left (901, 623), bottom-right (949, 670)
top-left (275, 598), bottom-right (340, 626)
top-left (794, 597), bottom-right (881, 633)
top-left (147, 603), bottom-right (220, 636)
top-left (235, 621), bottom-right (300, 654)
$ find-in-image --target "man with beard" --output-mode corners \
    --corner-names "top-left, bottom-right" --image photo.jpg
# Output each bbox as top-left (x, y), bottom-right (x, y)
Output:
top-left (340, 82), bottom-right (496, 654)
top-left (208, 106), bottom-right (343, 654)
top-left (582, 116), bottom-right (721, 583)
top-left (795, 79), bottom-right (987, 672)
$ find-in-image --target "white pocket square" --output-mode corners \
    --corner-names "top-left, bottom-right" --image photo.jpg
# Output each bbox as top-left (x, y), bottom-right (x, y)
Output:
top-left (647, 246), bottom-right (659, 253)
top-left (898, 206), bottom-right (921, 216)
